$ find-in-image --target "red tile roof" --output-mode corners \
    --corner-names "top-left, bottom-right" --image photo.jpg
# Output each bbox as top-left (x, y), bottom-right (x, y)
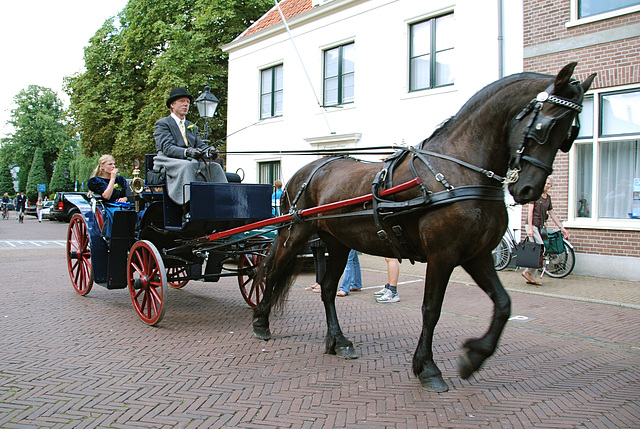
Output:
top-left (240, 0), bottom-right (314, 38)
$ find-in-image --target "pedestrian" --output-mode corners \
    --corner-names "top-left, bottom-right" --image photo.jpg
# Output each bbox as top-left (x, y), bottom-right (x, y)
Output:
top-left (152, 87), bottom-right (226, 209)
top-left (374, 257), bottom-right (400, 303)
top-left (36, 197), bottom-right (44, 223)
top-left (337, 249), bottom-right (362, 296)
top-left (272, 180), bottom-right (283, 216)
top-left (305, 234), bottom-right (326, 292)
top-left (522, 176), bottom-right (570, 286)
top-left (16, 191), bottom-right (27, 223)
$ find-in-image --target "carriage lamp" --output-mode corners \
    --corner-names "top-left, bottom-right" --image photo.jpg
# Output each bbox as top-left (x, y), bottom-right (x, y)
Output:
top-left (195, 85), bottom-right (219, 144)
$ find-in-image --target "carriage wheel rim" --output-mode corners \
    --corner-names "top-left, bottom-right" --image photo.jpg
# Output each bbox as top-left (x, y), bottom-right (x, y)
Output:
top-left (128, 240), bottom-right (167, 325)
top-left (66, 214), bottom-right (93, 295)
top-left (238, 240), bottom-right (269, 307)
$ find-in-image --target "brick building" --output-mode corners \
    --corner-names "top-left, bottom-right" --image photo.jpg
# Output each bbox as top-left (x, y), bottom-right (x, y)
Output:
top-left (523, 0), bottom-right (640, 280)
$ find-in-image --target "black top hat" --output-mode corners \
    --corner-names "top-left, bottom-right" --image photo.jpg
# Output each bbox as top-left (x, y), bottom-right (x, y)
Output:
top-left (166, 87), bottom-right (194, 108)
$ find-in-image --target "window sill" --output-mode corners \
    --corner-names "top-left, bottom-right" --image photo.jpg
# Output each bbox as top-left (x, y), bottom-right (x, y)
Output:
top-left (566, 5), bottom-right (640, 28)
top-left (565, 218), bottom-right (640, 231)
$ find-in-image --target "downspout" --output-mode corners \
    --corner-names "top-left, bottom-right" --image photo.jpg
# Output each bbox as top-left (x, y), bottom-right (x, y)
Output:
top-left (497, 0), bottom-right (504, 78)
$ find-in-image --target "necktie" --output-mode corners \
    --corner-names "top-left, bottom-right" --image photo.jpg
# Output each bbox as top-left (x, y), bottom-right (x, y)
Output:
top-left (179, 120), bottom-right (189, 146)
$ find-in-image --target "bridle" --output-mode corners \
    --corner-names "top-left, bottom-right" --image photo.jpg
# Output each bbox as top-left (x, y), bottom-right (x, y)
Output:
top-left (505, 80), bottom-right (584, 184)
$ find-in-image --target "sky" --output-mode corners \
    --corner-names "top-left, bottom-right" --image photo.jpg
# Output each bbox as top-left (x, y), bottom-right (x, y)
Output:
top-left (0, 0), bottom-right (129, 139)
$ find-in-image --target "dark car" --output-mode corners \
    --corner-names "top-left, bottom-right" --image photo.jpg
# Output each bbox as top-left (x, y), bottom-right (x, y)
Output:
top-left (50, 192), bottom-right (90, 222)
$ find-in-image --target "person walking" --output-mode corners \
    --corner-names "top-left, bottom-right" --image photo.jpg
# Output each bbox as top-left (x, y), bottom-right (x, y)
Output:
top-left (305, 234), bottom-right (326, 292)
top-left (337, 249), bottom-right (362, 296)
top-left (272, 180), bottom-right (283, 216)
top-left (522, 176), bottom-right (570, 285)
top-left (35, 197), bottom-right (44, 222)
top-left (374, 257), bottom-right (400, 303)
top-left (16, 191), bottom-right (27, 223)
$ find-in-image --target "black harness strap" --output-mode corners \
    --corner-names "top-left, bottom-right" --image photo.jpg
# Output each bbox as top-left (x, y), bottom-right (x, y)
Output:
top-left (288, 156), bottom-right (346, 219)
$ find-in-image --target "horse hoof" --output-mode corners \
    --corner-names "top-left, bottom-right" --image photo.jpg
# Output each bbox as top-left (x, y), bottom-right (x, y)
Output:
top-left (335, 345), bottom-right (358, 359)
top-left (419, 375), bottom-right (449, 393)
top-left (253, 327), bottom-right (271, 341)
top-left (458, 355), bottom-right (475, 379)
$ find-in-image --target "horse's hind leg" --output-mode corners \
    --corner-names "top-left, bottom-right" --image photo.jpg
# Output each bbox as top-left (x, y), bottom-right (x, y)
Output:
top-left (459, 253), bottom-right (511, 379)
top-left (318, 238), bottom-right (355, 359)
top-left (413, 261), bottom-right (455, 393)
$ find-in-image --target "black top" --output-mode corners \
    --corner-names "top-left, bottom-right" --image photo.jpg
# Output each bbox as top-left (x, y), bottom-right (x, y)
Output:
top-left (88, 176), bottom-right (128, 203)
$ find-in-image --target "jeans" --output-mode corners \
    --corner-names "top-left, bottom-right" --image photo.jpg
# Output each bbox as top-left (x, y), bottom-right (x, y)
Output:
top-left (339, 249), bottom-right (362, 293)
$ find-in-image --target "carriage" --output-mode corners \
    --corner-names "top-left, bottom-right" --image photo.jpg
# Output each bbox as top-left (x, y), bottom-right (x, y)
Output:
top-left (65, 154), bottom-right (277, 325)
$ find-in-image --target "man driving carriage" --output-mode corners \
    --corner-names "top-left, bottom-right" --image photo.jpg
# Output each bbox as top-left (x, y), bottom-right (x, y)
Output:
top-left (152, 87), bottom-right (227, 212)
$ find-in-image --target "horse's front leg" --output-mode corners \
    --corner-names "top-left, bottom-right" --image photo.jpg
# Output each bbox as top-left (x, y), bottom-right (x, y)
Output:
top-left (320, 243), bottom-right (357, 359)
top-left (459, 253), bottom-right (511, 379)
top-left (413, 261), bottom-right (454, 393)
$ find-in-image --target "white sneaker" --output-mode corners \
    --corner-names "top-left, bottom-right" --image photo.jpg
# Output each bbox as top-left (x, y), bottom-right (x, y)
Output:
top-left (373, 284), bottom-right (389, 296)
top-left (376, 289), bottom-right (399, 303)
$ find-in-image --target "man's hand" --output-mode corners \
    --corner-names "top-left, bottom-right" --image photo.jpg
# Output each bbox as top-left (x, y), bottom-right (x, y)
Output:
top-left (203, 146), bottom-right (218, 161)
top-left (186, 147), bottom-right (203, 159)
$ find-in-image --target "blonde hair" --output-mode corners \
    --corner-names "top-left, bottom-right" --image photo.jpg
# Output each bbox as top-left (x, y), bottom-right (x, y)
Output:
top-left (91, 154), bottom-right (115, 177)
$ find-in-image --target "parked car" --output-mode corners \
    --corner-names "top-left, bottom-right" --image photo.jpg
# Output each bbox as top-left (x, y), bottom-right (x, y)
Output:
top-left (25, 201), bottom-right (54, 219)
top-left (50, 192), bottom-right (90, 222)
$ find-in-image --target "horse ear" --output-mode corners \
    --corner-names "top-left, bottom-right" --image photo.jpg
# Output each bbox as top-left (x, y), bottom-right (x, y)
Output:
top-left (581, 73), bottom-right (597, 92)
top-left (555, 62), bottom-right (578, 88)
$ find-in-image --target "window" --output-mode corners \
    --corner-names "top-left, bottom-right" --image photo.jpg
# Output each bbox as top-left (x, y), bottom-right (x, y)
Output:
top-left (258, 160), bottom-right (280, 185)
top-left (409, 13), bottom-right (454, 92)
top-left (323, 43), bottom-right (354, 107)
top-left (572, 89), bottom-right (640, 224)
top-left (260, 65), bottom-right (283, 119)
top-left (578, 0), bottom-right (640, 18)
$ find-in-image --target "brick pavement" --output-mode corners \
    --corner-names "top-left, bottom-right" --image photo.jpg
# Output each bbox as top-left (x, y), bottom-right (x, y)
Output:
top-left (0, 220), bottom-right (639, 428)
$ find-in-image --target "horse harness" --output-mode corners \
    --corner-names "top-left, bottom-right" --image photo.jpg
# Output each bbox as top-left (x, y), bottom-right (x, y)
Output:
top-left (505, 80), bottom-right (584, 184)
top-left (285, 81), bottom-right (585, 263)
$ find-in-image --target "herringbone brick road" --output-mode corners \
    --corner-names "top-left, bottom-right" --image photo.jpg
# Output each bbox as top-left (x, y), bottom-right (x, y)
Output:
top-left (1, 220), bottom-right (639, 428)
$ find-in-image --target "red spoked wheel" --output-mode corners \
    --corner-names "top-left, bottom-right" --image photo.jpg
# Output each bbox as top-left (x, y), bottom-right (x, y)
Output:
top-left (237, 239), bottom-right (271, 307)
top-left (167, 266), bottom-right (189, 289)
top-left (66, 214), bottom-right (93, 296)
top-left (127, 240), bottom-right (167, 326)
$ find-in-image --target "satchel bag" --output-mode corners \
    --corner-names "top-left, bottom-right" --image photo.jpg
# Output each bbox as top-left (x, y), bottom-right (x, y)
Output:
top-left (516, 238), bottom-right (544, 268)
top-left (543, 230), bottom-right (564, 255)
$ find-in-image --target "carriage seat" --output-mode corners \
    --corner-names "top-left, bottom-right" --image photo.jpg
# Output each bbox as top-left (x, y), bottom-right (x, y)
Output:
top-left (144, 153), bottom-right (240, 185)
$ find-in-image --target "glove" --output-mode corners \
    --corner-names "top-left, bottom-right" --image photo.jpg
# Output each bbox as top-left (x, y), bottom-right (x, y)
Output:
top-left (203, 146), bottom-right (219, 161)
top-left (185, 147), bottom-right (203, 159)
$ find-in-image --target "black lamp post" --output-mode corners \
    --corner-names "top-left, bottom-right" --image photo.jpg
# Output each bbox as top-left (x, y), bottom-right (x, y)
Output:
top-left (194, 85), bottom-right (219, 144)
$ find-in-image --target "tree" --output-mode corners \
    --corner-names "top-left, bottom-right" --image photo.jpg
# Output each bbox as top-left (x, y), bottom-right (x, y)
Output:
top-left (3, 85), bottom-right (71, 189)
top-left (65, 0), bottom-right (272, 170)
top-left (26, 147), bottom-right (48, 201)
top-left (0, 163), bottom-right (15, 195)
top-left (69, 152), bottom-right (101, 193)
top-left (50, 140), bottom-right (78, 193)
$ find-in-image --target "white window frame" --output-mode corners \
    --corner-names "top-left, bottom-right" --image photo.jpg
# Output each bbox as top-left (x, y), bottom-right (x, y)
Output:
top-left (260, 64), bottom-right (284, 120)
top-left (567, 83), bottom-right (640, 231)
top-left (567, 0), bottom-right (640, 27)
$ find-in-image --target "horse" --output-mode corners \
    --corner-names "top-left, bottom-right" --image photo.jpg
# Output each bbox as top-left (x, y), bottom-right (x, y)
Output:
top-left (252, 62), bottom-right (596, 392)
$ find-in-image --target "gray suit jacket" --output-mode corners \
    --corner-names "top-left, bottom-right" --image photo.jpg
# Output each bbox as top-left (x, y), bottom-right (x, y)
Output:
top-left (153, 116), bottom-right (207, 159)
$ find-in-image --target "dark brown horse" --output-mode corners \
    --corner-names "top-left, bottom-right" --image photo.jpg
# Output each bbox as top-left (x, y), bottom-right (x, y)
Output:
top-left (253, 63), bottom-right (595, 392)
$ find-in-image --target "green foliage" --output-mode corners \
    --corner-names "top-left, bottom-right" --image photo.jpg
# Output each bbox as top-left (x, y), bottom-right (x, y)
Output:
top-left (26, 148), bottom-right (48, 201)
top-left (70, 152), bottom-right (101, 192)
top-left (65, 0), bottom-right (272, 170)
top-left (50, 140), bottom-right (78, 193)
top-left (4, 85), bottom-right (71, 188)
top-left (0, 163), bottom-right (15, 195)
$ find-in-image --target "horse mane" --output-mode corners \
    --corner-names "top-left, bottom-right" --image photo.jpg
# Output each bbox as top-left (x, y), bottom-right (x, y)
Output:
top-left (420, 72), bottom-right (550, 146)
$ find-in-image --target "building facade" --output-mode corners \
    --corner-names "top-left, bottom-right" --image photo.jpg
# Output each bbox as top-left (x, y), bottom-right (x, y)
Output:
top-left (523, 0), bottom-right (640, 280)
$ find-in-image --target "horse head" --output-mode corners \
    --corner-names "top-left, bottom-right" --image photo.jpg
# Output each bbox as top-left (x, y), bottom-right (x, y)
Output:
top-left (507, 62), bottom-right (596, 203)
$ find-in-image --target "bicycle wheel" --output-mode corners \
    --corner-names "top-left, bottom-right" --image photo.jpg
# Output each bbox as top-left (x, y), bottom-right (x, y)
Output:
top-left (492, 237), bottom-right (512, 271)
top-left (544, 240), bottom-right (575, 278)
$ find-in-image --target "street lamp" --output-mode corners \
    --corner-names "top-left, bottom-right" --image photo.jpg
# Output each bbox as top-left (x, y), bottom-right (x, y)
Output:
top-left (194, 85), bottom-right (219, 143)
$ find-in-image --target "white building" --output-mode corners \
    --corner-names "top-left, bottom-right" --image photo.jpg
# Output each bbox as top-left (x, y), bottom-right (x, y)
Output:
top-left (222, 0), bottom-right (524, 192)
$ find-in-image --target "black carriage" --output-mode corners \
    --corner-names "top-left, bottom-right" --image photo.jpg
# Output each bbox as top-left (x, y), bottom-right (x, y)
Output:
top-left (65, 155), bottom-right (275, 325)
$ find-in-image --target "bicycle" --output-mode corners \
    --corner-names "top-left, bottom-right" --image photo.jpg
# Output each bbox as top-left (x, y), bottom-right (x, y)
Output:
top-left (1, 203), bottom-right (8, 220)
top-left (492, 225), bottom-right (575, 278)
top-left (17, 207), bottom-right (25, 223)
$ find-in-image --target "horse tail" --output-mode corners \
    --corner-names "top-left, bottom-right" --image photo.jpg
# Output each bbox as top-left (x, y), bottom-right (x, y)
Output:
top-left (253, 232), bottom-right (304, 315)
